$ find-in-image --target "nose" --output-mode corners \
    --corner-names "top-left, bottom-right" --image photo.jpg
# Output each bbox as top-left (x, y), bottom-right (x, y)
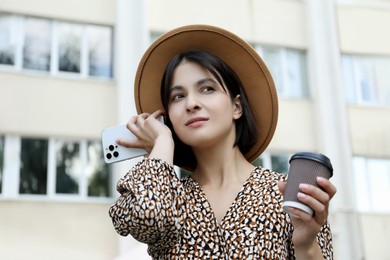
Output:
top-left (185, 93), bottom-right (201, 112)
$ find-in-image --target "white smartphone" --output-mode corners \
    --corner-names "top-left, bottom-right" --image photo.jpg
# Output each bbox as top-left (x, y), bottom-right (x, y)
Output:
top-left (101, 124), bottom-right (147, 164)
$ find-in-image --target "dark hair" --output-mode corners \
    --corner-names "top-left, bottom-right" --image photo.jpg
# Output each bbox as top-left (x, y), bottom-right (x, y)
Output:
top-left (160, 50), bottom-right (258, 170)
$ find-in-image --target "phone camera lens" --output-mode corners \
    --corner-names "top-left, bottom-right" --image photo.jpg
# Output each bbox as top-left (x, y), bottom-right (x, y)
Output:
top-left (106, 153), bottom-right (112, 159)
top-left (109, 145), bottom-right (114, 151)
top-left (113, 151), bottom-right (119, 157)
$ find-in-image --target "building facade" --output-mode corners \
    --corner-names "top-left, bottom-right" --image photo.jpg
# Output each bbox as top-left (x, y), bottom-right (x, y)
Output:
top-left (1, 0), bottom-right (389, 259)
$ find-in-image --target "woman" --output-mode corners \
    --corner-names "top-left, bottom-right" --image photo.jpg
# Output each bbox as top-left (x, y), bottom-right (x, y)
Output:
top-left (109, 25), bottom-right (336, 259)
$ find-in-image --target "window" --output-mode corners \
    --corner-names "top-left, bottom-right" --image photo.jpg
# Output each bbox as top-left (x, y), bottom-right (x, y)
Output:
top-left (0, 12), bottom-right (113, 79)
top-left (0, 14), bottom-right (19, 65)
top-left (257, 152), bottom-right (291, 174)
top-left (353, 156), bottom-right (390, 212)
top-left (23, 17), bottom-right (51, 71)
top-left (54, 140), bottom-right (110, 197)
top-left (87, 141), bottom-right (111, 197)
top-left (19, 138), bottom-right (48, 194)
top-left (0, 136), bottom-right (4, 193)
top-left (88, 25), bottom-right (113, 78)
top-left (342, 55), bottom-right (390, 106)
top-left (150, 31), bottom-right (162, 44)
top-left (270, 155), bottom-right (290, 174)
top-left (58, 22), bottom-right (82, 73)
top-left (256, 46), bottom-right (309, 98)
top-left (178, 168), bottom-right (191, 179)
top-left (55, 140), bottom-right (81, 194)
top-left (9, 137), bottom-right (111, 199)
top-left (178, 153), bottom-right (291, 179)
top-left (52, 139), bottom-right (111, 198)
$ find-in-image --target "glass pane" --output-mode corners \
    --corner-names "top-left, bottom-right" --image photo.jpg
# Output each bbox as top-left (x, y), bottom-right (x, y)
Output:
top-left (252, 157), bottom-right (264, 167)
top-left (150, 31), bottom-right (162, 44)
top-left (87, 25), bottom-right (113, 78)
top-left (271, 155), bottom-right (289, 174)
top-left (342, 55), bottom-right (357, 103)
top-left (262, 47), bottom-right (284, 94)
top-left (0, 14), bottom-right (16, 65)
top-left (367, 159), bottom-right (390, 212)
top-left (23, 17), bottom-right (51, 71)
top-left (344, 55), bottom-right (390, 106)
top-left (374, 58), bottom-right (390, 105)
top-left (352, 156), bottom-right (371, 211)
top-left (179, 169), bottom-right (191, 179)
top-left (19, 138), bottom-right (48, 194)
top-left (356, 58), bottom-right (376, 103)
top-left (286, 49), bottom-right (309, 98)
top-left (56, 140), bottom-right (80, 194)
top-left (58, 22), bottom-right (82, 73)
top-left (87, 141), bottom-right (110, 197)
top-left (0, 136), bottom-right (4, 193)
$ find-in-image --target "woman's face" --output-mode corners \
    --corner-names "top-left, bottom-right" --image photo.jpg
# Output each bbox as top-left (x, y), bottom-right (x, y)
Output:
top-left (167, 61), bottom-right (243, 149)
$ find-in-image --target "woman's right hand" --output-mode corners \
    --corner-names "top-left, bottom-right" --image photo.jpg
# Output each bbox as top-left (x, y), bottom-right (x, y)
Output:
top-left (116, 110), bottom-right (175, 164)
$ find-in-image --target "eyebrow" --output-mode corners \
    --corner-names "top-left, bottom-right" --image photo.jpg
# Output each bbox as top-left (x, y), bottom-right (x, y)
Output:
top-left (170, 78), bottom-right (218, 93)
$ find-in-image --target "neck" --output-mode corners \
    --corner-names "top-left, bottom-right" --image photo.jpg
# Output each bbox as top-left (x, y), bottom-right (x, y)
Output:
top-left (192, 144), bottom-right (254, 188)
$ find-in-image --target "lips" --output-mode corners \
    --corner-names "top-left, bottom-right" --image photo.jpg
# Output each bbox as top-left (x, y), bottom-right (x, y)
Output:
top-left (185, 117), bottom-right (209, 127)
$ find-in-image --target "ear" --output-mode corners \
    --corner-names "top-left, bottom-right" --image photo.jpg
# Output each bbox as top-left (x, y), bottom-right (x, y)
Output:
top-left (232, 95), bottom-right (243, 120)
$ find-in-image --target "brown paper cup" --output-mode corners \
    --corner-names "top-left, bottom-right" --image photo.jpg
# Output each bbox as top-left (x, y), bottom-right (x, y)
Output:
top-left (282, 152), bottom-right (333, 216)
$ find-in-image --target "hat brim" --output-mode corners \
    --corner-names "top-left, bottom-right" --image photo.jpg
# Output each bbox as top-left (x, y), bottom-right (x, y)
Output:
top-left (135, 24), bottom-right (278, 168)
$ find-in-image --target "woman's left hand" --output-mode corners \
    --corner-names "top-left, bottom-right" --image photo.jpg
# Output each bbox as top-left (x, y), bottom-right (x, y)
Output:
top-left (278, 177), bottom-right (337, 251)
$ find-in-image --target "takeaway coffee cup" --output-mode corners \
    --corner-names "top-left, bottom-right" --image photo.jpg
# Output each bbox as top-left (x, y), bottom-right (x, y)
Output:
top-left (282, 152), bottom-right (333, 216)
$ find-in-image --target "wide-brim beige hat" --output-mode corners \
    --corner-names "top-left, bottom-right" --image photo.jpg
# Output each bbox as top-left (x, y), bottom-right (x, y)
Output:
top-left (134, 24), bottom-right (278, 168)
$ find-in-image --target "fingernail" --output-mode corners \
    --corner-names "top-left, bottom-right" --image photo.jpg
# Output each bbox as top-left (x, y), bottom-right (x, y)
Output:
top-left (297, 192), bottom-right (306, 199)
top-left (299, 183), bottom-right (309, 190)
top-left (317, 176), bottom-right (326, 183)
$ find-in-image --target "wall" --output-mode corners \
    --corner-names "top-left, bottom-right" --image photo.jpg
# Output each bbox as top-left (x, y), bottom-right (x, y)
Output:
top-left (271, 99), bottom-right (318, 152)
top-left (338, 6), bottom-right (390, 55)
top-left (348, 106), bottom-right (390, 158)
top-left (0, 1), bottom-right (120, 259)
top-left (0, 72), bottom-right (117, 139)
top-left (0, 0), bottom-right (115, 25)
top-left (147, 0), bottom-right (307, 48)
top-left (0, 200), bottom-right (117, 260)
top-left (337, 5), bottom-right (390, 159)
top-left (360, 214), bottom-right (390, 260)
top-left (337, 6), bottom-right (390, 260)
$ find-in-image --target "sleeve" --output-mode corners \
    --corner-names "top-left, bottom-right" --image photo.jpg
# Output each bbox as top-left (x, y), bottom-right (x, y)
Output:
top-left (316, 221), bottom-right (334, 259)
top-left (277, 172), bottom-right (334, 259)
top-left (288, 222), bottom-right (334, 259)
top-left (108, 158), bottom-right (186, 250)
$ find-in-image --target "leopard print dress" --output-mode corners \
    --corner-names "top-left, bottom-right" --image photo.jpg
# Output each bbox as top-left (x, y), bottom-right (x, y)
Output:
top-left (109, 158), bottom-right (333, 259)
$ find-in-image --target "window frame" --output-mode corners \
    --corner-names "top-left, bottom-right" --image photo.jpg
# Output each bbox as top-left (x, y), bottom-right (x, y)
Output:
top-left (255, 45), bottom-right (310, 99)
top-left (0, 135), bottom-right (113, 203)
top-left (259, 152), bottom-right (292, 175)
top-left (0, 13), bottom-right (113, 80)
top-left (352, 156), bottom-right (390, 213)
top-left (342, 54), bottom-right (390, 107)
top-left (0, 135), bottom-right (4, 194)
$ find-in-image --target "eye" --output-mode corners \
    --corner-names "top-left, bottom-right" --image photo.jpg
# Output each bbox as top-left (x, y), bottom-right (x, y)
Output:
top-left (201, 86), bottom-right (215, 93)
top-left (170, 93), bottom-right (185, 102)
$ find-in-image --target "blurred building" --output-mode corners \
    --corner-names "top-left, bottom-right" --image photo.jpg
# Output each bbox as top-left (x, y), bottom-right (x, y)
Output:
top-left (1, 0), bottom-right (389, 259)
